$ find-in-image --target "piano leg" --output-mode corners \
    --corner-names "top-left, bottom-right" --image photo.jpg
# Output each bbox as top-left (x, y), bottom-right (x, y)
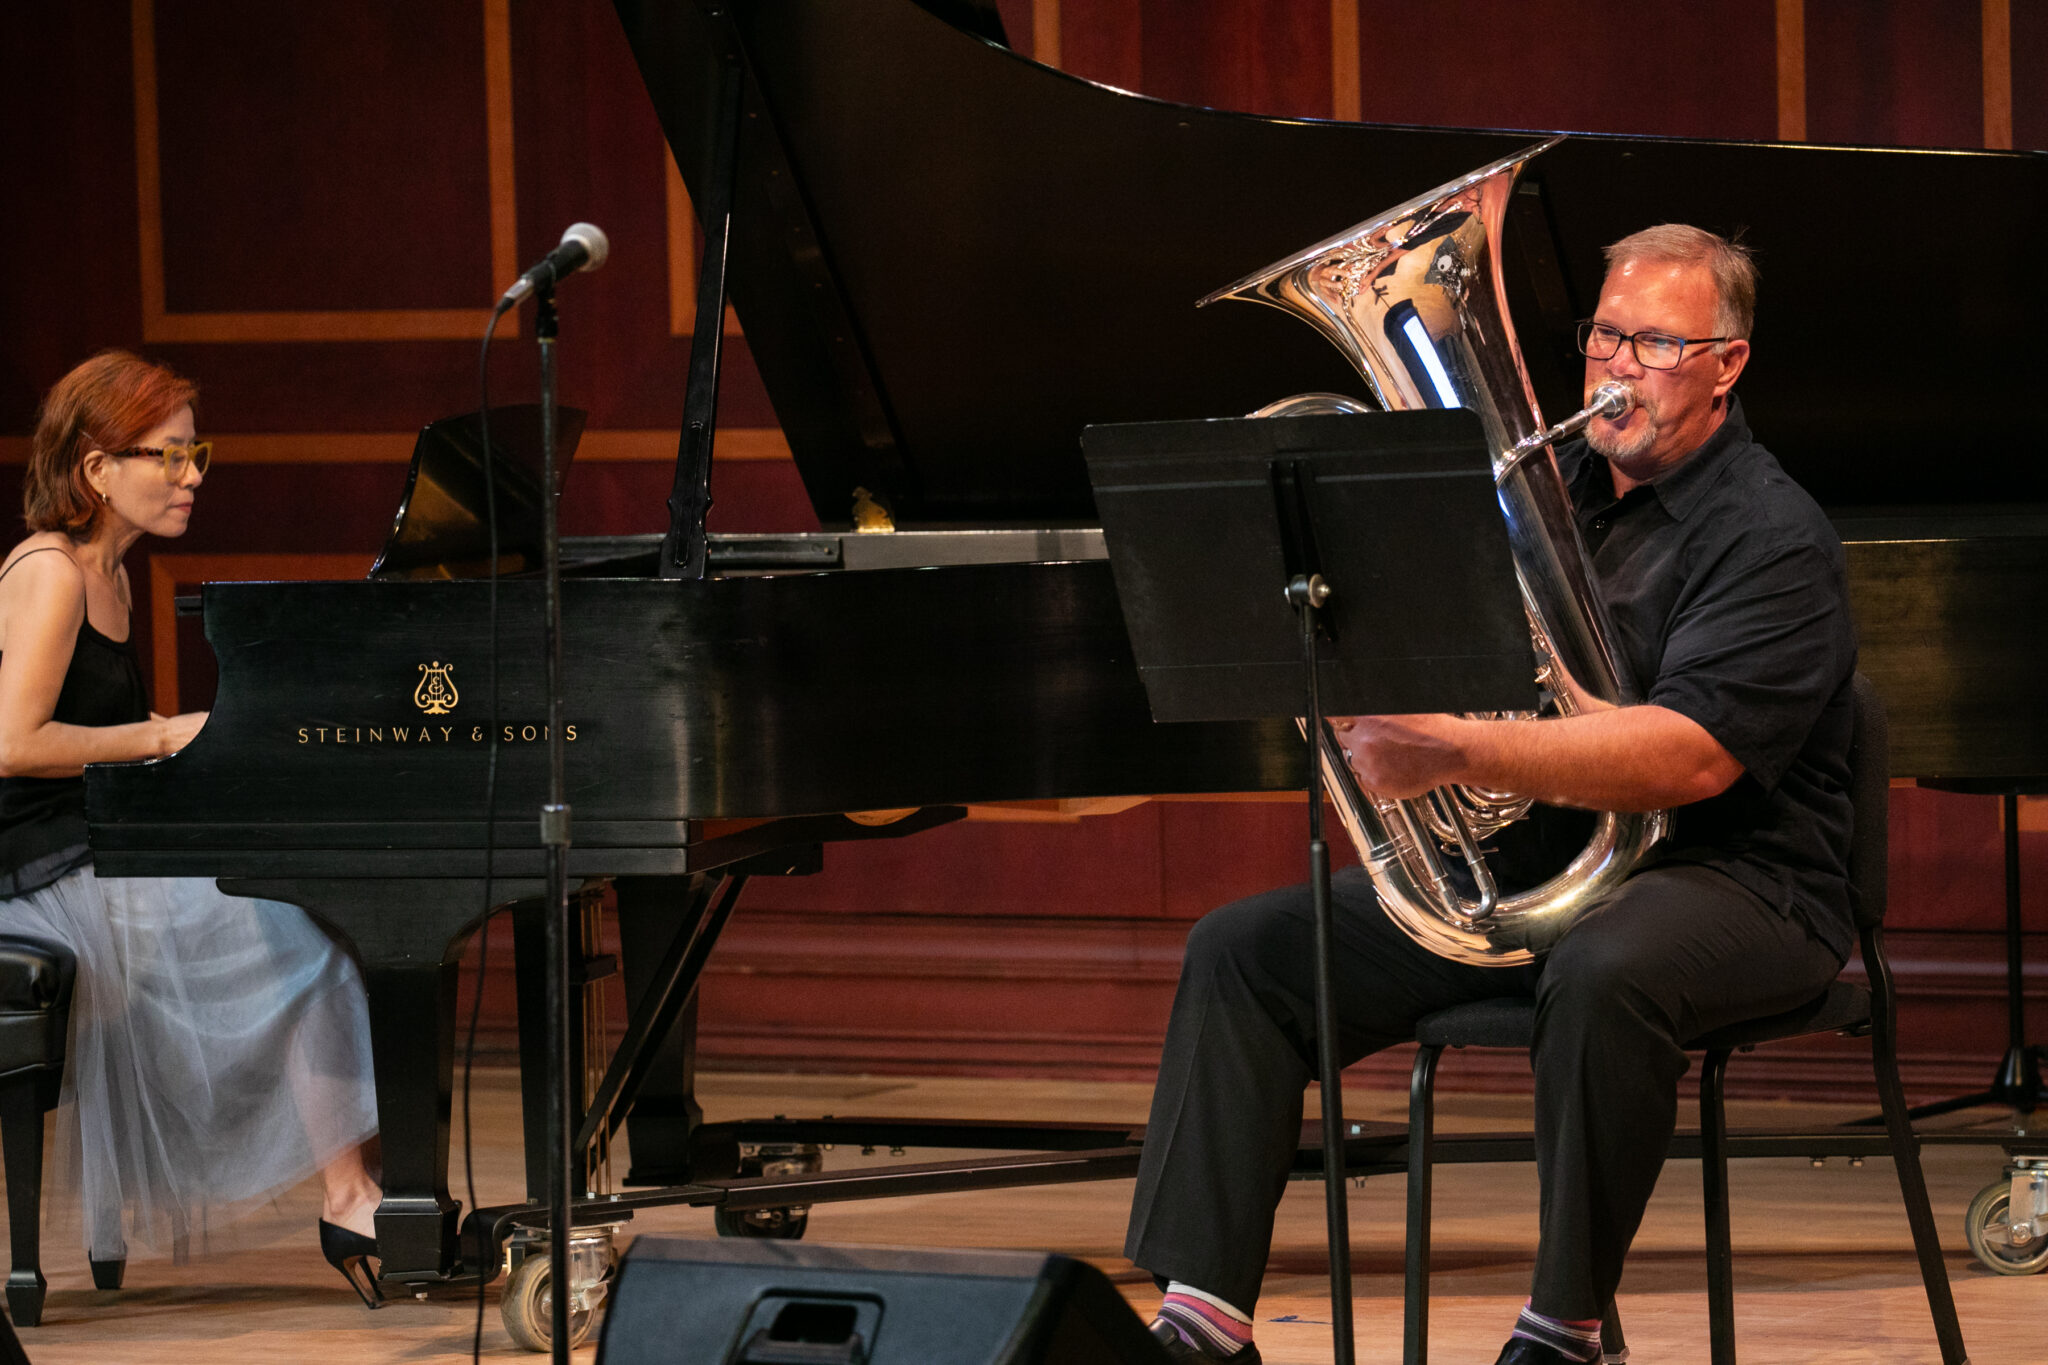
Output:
top-left (365, 954), bottom-right (464, 1283)
top-left (224, 876), bottom-right (543, 1285)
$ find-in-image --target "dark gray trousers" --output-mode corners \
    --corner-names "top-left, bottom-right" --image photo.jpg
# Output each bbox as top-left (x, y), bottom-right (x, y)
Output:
top-left (1123, 861), bottom-right (1842, 1318)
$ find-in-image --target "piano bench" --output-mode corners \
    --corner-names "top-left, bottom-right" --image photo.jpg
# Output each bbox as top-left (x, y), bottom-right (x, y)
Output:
top-left (0, 935), bottom-right (85, 1328)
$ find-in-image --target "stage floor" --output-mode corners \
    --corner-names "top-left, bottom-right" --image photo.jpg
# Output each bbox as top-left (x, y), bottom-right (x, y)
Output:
top-left (5, 1068), bottom-right (2045, 1363)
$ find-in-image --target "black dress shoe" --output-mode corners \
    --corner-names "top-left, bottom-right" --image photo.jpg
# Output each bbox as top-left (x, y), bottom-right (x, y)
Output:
top-left (1493, 1338), bottom-right (1584, 1365)
top-left (1148, 1317), bottom-right (1263, 1364)
top-left (318, 1219), bottom-right (384, 1309)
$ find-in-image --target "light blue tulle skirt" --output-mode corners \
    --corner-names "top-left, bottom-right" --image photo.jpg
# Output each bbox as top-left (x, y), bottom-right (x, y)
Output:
top-left (0, 867), bottom-right (376, 1260)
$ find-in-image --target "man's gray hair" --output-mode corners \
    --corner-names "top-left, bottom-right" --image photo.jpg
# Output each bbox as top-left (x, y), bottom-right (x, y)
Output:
top-left (1602, 224), bottom-right (1757, 341)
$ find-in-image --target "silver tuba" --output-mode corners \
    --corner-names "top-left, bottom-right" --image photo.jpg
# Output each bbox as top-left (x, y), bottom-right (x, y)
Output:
top-left (1203, 136), bottom-right (1666, 966)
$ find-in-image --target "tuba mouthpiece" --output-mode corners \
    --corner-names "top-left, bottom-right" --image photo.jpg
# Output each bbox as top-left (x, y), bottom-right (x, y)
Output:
top-left (1500, 380), bottom-right (1640, 477)
top-left (1590, 381), bottom-right (1636, 420)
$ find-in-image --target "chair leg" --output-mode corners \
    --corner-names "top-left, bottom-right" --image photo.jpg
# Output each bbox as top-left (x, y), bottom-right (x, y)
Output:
top-left (0, 1077), bottom-right (47, 1328)
top-left (1600, 1298), bottom-right (1626, 1362)
top-left (1699, 1049), bottom-right (1735, 1365)
top-left (1872, 1026), bottom-right (1970, 1364)
top-left (1404, 1045), bottom-right (1442, 1365)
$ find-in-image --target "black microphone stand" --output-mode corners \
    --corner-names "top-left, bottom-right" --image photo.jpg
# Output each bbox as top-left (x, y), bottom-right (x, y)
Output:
top-left (533, 284), bottom-right (575, 1365)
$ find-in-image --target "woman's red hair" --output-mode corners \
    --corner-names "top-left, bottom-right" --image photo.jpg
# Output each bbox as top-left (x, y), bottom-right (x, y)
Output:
top-left (26, 350), bottom-right (198, 537)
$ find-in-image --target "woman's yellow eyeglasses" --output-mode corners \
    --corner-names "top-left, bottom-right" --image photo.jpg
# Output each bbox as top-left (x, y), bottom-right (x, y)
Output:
top-left (110, 441), bottom-right (211, 481)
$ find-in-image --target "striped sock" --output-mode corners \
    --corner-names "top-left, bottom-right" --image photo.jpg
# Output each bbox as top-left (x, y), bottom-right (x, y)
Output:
top-left (1510, 1301), bottom-right (1602, 1363)
top-left (1153, 1283), bottom-right (1254, 1358)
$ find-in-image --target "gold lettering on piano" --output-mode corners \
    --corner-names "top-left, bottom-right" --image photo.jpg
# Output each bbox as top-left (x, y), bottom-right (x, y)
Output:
top-left (295, 722), bottom-right (576, 745)
top-left (290, 660), bottom-right (581, 747)
top-left (503, 725), bottom-right (577, 743)
top-left (414, 661), bottom-right (460, 715)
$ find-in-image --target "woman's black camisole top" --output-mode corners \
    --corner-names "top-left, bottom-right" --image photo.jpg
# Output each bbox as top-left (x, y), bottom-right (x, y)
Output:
top-left (0, 550), bottom-right (150, 895)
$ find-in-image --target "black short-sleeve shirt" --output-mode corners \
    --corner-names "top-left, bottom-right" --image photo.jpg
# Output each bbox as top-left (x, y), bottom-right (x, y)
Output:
top-left (1553, 396), bottom-right (1859, 960)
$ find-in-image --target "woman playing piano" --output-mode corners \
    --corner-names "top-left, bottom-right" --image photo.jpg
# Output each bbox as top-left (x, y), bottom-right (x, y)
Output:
top-left (0, 351), bottom-right (384, 1305)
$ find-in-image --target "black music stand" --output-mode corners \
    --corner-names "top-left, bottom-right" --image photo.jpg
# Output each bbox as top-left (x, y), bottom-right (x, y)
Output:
top-left (1082, 409), bottom-right (1535, 1365)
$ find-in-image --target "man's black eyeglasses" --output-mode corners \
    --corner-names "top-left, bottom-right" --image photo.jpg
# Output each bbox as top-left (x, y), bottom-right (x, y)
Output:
top-left (1576, 321), bottom-right (1731, 371)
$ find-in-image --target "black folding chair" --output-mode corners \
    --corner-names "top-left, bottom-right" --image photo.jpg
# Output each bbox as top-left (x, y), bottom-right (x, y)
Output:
top-left (1400, 675), bottom-right (1968, 1365)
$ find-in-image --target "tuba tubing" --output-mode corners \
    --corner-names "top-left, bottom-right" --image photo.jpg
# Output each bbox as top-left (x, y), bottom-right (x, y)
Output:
top-left (1208, 138), bottom-right (1667, 966)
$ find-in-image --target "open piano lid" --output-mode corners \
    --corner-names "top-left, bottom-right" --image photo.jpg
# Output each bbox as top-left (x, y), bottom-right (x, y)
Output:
top-left (614, 0), bottom-right (2048, 529)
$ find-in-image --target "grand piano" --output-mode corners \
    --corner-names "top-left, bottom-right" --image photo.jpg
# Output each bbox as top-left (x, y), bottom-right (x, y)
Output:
top-left (86, 0), bottom-right (2048, 1297)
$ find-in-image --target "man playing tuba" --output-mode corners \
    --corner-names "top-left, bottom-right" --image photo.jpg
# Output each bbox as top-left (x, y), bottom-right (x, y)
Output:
top-left (1126, 225), bottom-right (1859, 1365)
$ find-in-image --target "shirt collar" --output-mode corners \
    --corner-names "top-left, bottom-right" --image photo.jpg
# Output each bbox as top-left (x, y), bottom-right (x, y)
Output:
top-left (1639, 396), bottom-right (1751, 522)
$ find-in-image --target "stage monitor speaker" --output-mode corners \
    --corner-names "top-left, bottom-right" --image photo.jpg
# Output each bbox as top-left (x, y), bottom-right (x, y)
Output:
top-left (596, 1237), bottom-right (1171, 1364)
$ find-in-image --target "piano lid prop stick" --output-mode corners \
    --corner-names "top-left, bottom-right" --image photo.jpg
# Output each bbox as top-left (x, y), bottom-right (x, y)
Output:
top-left (661, 45), bottom-right (744, 581)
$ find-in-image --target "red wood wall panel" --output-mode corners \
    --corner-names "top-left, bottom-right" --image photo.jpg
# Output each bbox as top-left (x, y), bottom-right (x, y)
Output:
top-left (1805, 0), bottom-right (1985, 148)
top-left (739, 801), bottom-right (1348, 922)
top-left (1060, 0), bottom-right (1146, 96)
top-left (156, 2), bottom-right (498, 312)
top-left (558, 460), bottom-right (817, 536)
top-left (1131, 0), bottom-right (1332, 121)
top-left (0, 3), bottom-right (146, 424)
top-left (993, 0), bottom-right (1041, 60)
top-left (505, 0), bottom-right (698, 429)
top-left (1889, 787), bottom-right (2021, 931)
top-left (1352, 0), bottom-right (1778, 141)
top-left (3, 0), bottom-right (783, 436)
top-left (2014, 0), bottom-right (2048, 150)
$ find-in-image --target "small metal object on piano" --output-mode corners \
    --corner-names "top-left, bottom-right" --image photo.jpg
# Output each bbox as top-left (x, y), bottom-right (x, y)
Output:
top-left (845, 808), bottom-right (919, 826)
top-left (707, 535), bottom-right (843, 571)
top-left (851, 486), bottom-right (895, 532)
top-left (703, 529), bottom-right (1109, 575)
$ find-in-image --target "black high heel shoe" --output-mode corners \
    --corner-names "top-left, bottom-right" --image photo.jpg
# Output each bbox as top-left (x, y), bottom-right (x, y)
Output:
top-left (319, 1219), bottom-right (384, 1309)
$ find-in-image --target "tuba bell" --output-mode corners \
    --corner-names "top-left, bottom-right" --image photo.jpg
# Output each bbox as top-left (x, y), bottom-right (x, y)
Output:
top-left (1203, 136), bottom-right (1666, 966)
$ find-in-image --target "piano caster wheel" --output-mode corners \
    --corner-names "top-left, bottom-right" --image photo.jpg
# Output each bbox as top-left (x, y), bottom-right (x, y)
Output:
top-left (1966, 1170), bottom-right (2048, 1275)
top-left (499, 1226), bottom-right (621, 1352)
top-left (714, 1203), bottom-right (810, 1240)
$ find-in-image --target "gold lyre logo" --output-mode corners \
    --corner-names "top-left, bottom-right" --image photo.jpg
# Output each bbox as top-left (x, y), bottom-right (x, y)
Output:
top-left (414, 661), bottom-right (459, 715)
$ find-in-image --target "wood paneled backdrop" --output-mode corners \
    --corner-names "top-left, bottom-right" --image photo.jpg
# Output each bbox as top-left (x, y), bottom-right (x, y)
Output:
top-left (2, 0), bottom-right (2042, 1100)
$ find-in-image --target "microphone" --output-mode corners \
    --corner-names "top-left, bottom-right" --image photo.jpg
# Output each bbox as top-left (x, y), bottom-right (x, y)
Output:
top-left (499, 223), bottom-right (610, 306)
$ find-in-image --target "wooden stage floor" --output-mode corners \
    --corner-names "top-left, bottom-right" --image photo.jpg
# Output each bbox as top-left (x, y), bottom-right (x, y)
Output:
top-left (4, 1069), bottom-right (2045, 1363)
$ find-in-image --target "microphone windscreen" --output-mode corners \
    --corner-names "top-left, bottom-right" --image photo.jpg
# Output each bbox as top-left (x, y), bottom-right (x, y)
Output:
top-left (562, 222), bottom-right (610, 273)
